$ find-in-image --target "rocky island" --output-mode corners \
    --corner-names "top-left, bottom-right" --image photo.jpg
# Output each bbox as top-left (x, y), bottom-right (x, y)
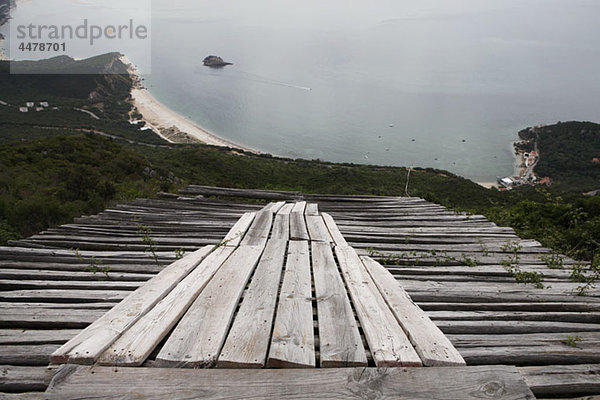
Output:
top-left (202, 55), bottom-right (233, 68)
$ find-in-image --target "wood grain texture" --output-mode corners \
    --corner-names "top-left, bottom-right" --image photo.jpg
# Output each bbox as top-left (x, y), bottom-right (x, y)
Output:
top-left (156, 245), bottom-right (265, 367)
top-left (0, 329), bottom-right (79, 345)
top-left (267, 241), bottom-right (315, 368)
top-left (290, 212), bottom-right (309, 241)
top-left (335, 246), bottom-right (421, 367)
top-left (97, 246), bottom-right (236, 366)
top-left (240, 211), bottom-right (273, 247)
top-left (520, 364), bottom-right (600, 397)
top-left (222, 212), bottom-right (255, 247)
top-left (361, 256), bottom-right (465, 367)
top-left (43, 365), bottom-right (535, 400)
top-left (271, 214), bottom-right (290, 240)
top-left (0, 365), bottom-right (57, 393)
top-left (277, 203), bottom-right (295, 215)
top-left (49, 246), bottom-right (214, 364)
top-left (306, 216), bottom-right (333, 243)
top-left (312, 242), bottom-right (367, 367)
top-left (305, 203), bottom-right (319, 216)
top-left (262, 202), bottom-right (286, 213)
top-left (322, 213), bottom-right (348, 246)
top-left (218, 240), bottom-right (287, 368)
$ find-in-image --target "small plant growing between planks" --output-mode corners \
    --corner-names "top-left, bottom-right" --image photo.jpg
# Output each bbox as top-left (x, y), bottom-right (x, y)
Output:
top-left (561, 335), bottom-right (582, 347)
top-left (136, 222), bottom-right (160, 267)
top-left (501, 240), bottom-right (546, 289)
top-left (72, 248), bottom-right (110, 280)
top-left (174, 248), bottom-right (186, 260)
top-left (570, 253), bottom-right (600, 296)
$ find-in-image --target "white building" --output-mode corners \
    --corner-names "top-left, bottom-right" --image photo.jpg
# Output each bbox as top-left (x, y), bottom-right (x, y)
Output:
top-left (19, 107), bottom-right (29, 112)
top-left (39, 102), bottom-right (49, 107)
top-left (26, 102), bottom-right (34, 107)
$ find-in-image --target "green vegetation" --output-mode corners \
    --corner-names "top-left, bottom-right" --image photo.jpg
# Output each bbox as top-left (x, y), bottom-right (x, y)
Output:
top-left (520, 121), bottom-right (600, 192)
top-left (561, 335), bottom-right (582, 348)
top-left (72, 248), bottom-right (111, 280)
top-left (136, 222), bottom-right (160, 266)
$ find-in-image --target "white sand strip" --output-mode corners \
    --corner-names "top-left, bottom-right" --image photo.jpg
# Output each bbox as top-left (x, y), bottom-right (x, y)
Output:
top-left (120, 55), bottom-right (260, 153)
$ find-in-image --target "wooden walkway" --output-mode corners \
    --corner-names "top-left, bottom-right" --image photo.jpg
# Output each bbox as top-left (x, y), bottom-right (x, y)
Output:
top-left (1, 186), bottom-right (599, 398)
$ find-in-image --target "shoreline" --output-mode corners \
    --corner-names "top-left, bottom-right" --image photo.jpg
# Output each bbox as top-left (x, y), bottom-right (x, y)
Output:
top-left (121, 56), bottom-right (261, 154)
top-left (120, 55), bottom-right (505, 189)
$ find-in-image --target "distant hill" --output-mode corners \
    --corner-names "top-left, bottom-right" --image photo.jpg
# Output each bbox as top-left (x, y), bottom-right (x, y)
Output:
top-left (0, 53), bottom-right (166, 145)
top-left (520, 121), bottom-right (600, 192)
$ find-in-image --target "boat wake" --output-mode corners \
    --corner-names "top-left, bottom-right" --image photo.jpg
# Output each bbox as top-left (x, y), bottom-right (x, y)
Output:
top-left (205, 68), bottom-right (311, 91)
top-left (236, 70), bottom-right (312, 91)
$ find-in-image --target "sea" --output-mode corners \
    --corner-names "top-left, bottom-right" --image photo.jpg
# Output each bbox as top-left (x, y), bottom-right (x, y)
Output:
top-left (3, 0), bottom-right (600, 182)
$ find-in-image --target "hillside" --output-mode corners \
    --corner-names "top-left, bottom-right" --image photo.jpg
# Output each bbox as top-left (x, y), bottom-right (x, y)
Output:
top-left (518, 121), bottom-right (600, 191)
top-left (0, 54), bottom-right (167, 145)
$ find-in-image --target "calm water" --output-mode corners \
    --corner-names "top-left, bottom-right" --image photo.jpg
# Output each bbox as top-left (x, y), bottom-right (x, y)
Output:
top-left (5, 0), bottom-right (600, 181)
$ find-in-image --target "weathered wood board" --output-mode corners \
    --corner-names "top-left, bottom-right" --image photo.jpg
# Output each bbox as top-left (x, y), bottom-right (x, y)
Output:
top-left (97, 246), bottom-right (236, 366)
top-left (312, 242), bottom-right (367, 367)
top-left (362, 256), bottom-right (465, 366)
top-left (156, 245), bottom-right (265, 367)
top-left (218, 240), bottom-right (287, 368)
top-left (334, 246), bottom-right (421, 367)
top-left (43, 364), bottom-right (536, 400)
top-left (267, 241), bottom-right (315, 368)
top-left (49, 246), bottom-right (214, 364)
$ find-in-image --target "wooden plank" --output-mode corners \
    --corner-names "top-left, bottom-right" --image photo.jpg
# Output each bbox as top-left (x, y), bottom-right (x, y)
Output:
top-left (221, 212), bottom-right (255, 247)
top-left (97, 246), bottom-right (236, 366)
top-left (271, 214), bottom-right (289, 240)
top-left (306, 216), bottom-right (333, 243)
top-left (290, 211), bottom-right (309, 241)
top-left (0, 308), bottom-right (104, 328)
top-left (0, 268), bottom-right (153, 281)
top-left (0, 365), bottom-right (57, 393)
top-left (312, 242), bottom-right (367, 367)
top-left (460, 345), bottom-right (600, 365)
top-left (447, 332), bottom-right (600, 347)
top-left (218, 240), bottom-right (287, 368)
top-left (0, 289), bottom-right (130, 303)
top-left (44, 365), bottom-right (535, 400)
top-left (277, 203), bottom-right (294, 215)
top-left (520, 364), bottom-right (600, 397)
top-left (240, 211), bottom-right (273, 247)
top-left (0, 344), bottom-right (60, 366)
top-left (321, 213), bottom-right (348, 246)
top-left (49, 246), bottom-right (213, 364)
top-left (0, 279), bottom-right (141, 291)
top-left (267, 241), bottom-right (315, 368)
top-left (156, 245), bottom-right (265, 367)
top-left (291, 201), bottom-right (306, 213)
top-left (335, 246), bottom-right (421, 367)
top-left (0, 392), bottom-right (46, 399)
top-left (305, 203), bottom-right (319, 216)
top-left (0, 329), bottom-right (79, 345)
top-left (361, 256), bottom-right (465, 366)
top-left (434, 320), bottom-right (600, 334)
top-left (427, 311), bottom-right (600, 324)
top-left (262, 201), bottom-right (286, 213)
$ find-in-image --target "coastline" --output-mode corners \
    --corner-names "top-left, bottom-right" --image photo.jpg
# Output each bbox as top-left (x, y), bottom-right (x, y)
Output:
top-left (121, 55), bottom-right (261, 154)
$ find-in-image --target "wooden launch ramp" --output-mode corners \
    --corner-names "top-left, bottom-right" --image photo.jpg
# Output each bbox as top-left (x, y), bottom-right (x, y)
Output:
top-left (1, 186), bottom-right (599, 399)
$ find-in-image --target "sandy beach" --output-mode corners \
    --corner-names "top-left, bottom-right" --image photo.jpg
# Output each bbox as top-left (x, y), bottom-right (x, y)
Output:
top-left (131, 88), bottom-right (258, 153)
top-left (121, 56), bottom-right (260, 153)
